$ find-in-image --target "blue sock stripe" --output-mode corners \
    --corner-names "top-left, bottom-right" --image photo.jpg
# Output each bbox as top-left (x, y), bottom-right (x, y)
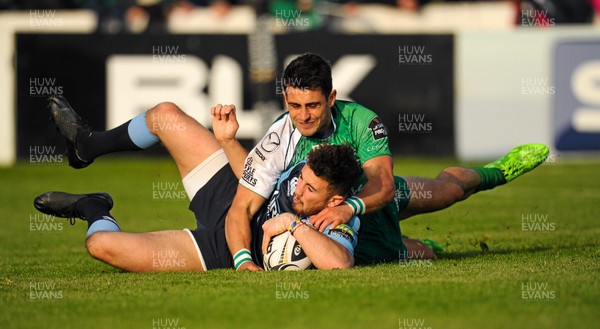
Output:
top-left (86, 216), bottom-right (121, 238)
top-left (128, 112), bottom-right (159, 149)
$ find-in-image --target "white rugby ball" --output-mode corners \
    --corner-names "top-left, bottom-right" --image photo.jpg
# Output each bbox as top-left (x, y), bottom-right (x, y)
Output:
top-left (263, 231), bottom-right (313, 271)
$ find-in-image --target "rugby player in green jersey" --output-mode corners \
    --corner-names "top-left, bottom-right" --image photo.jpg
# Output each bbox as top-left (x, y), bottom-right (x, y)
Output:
top-left (221, 54), bottom-right (548, 269)
top-left (41, 53), bottom-right (549, 270)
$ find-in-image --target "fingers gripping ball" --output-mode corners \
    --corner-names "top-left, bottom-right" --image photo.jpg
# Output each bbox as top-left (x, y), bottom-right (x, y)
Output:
top-left (263, 231), bottom-right (313, 271)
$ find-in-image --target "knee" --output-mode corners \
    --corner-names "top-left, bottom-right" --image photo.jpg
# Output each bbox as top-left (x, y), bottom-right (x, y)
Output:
top-left (437, 168), bottom-right (467, 202)
top-left (443, 181), bottom-right (465, 203)
top-left (146, 102), bottom-right (185, 134)
top-left (86, 232), bottom-right (114, 263)
top-left (439, 167), bottom-right (465, 181)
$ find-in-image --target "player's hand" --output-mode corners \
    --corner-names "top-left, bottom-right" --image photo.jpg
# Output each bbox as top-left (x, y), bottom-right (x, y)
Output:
top-left (237, 261), bottom-right (263, 271)
top-left (210, 104), bottom-right (239, 144)
top-left (309, 204), bottom-right (354, 232)
top-left (261, 213), bottom-right (297, 254)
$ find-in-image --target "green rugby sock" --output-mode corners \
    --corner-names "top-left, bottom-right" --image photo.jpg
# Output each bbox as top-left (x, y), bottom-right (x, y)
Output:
top-left (473, 167), bottom-right (506, 192)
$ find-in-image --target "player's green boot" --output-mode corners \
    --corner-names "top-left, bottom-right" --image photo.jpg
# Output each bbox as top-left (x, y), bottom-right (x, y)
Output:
top-left (484, 143), bottom-right (549, 183)
top-left (419, 239), bottom-right (444, 254)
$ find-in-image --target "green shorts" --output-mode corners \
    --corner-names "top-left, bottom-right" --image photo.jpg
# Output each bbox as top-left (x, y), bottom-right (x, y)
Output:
top-left (354, 176), bottom-right (410, 265)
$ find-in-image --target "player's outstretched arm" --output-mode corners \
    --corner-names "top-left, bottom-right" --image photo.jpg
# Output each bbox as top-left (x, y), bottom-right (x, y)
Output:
top-left (356, 155), bottom-right (395, 212)
top-left (310, 155), bottom-right (395, 231)
top-left (262, 214), bottom-right (354, 270)
top-left (225, 185), bottom-right (267, 271)
top-left (211, 104), bottom-right (248, 179)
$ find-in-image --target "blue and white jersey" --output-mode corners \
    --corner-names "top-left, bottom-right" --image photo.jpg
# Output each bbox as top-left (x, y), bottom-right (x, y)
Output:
top-left (239, 101), bottom-right (391, 200)
top-left (250, 161), bottom-right (360, 267)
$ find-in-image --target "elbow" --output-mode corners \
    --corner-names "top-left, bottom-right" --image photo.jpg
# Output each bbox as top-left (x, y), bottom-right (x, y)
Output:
top-left (319, 255), bottom-right (354, 270)
top-left (339, 256), bottom-right (354, 269)
top-left (333, 257), bottom-right (354, 270)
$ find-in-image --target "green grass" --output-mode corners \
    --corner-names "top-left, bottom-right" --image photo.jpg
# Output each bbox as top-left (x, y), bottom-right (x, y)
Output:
top-left (1, 155), bottom-right (599, 329)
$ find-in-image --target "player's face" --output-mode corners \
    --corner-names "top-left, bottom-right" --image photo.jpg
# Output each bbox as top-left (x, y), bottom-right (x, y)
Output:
top-left (284, 87), bottom-right (336, 137)
top-left (292, 165), bottom-right (340, 216)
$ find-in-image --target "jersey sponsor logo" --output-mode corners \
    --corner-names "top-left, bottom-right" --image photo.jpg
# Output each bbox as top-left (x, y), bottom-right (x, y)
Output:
top-left (367, 144), bottom-right (385, 152)
top-left (261, 132), bottom-right (281, 153)
top-left (242, 157), bottom-right (258, 186)
top-left (368, 117), bottom-right (388, 141)
top-left (328, 224), bottom-right (355, 243)
top-left (254, 148), bottom-right (266, 161)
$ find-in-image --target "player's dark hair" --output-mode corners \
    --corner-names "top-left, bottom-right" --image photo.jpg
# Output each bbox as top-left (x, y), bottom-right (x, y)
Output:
top-left (306, 144), bottom-right (361, 197)
top-left (282, 53), bottom-right (333, 97)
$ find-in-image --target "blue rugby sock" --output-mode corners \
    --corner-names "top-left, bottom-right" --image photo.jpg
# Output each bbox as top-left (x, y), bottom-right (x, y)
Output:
top-left (74, 196), bottom-right (121, 238)
top-left (77, 112), bottom-right (159, 160)
top-left (86, 216), bottom-right (121, 238)
top-left (127, 112), bottom-right (160, 149)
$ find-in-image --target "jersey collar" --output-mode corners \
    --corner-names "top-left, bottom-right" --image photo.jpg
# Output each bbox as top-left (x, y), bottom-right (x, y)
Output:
top-left (309, 105), bottom-right (338, 140)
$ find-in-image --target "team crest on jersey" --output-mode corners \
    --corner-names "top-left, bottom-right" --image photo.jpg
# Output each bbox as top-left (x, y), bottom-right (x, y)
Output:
top-left (287, 177), bottom-right (298, 197)
top-left (368, 117), bottom-right (388, 141)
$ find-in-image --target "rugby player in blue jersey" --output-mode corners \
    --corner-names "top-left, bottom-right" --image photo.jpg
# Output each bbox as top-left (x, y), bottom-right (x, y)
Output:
top-left (36, 53), bottom-right (549, 271)
top-left (35, 106), bottom-right (364, 271)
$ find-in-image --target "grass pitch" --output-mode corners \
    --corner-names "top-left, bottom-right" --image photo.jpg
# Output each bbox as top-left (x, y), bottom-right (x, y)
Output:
top-left (1, 155), bottom-right (598, 329)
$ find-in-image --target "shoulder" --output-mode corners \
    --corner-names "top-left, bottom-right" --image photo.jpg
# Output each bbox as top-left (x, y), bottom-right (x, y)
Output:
top-left (334, 100), bottom-right (379, 119)
top-left (334, 100), bottom-right (388, 141)
top-left (272, 111), bottom-right (290, 125)
top-left (334, 100), bottom-right (382, 132)
top-left (277, 161), bottom-right (306, 187)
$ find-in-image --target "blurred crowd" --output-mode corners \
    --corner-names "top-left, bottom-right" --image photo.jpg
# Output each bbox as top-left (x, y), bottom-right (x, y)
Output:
top-left (2, 0), bottom-right (597, 33)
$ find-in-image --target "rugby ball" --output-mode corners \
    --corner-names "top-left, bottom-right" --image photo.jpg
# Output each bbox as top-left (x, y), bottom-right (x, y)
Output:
top-left (263, 231), bottom-right (313, 271)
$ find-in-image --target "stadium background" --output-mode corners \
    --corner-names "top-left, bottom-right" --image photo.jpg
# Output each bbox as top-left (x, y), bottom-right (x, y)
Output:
top-left (0, 1), bottom-right (599, 328)
top-left (1, 0), bottom-right (599, 165)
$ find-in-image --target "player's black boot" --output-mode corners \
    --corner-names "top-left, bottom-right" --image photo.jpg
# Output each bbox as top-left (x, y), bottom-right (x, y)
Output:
top-left (34, 192), bottom-right (113, 224)
top-left (48, 95), bottom-right (93, 169)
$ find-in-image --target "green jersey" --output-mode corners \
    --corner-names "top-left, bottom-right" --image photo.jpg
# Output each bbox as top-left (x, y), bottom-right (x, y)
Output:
top-left (240, 100), bottom-right (392, 198)
top-left (240, 99), bottom-right (405, 265)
